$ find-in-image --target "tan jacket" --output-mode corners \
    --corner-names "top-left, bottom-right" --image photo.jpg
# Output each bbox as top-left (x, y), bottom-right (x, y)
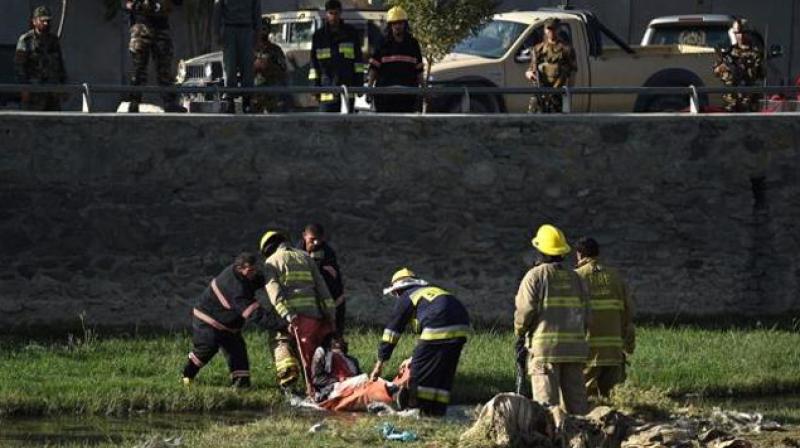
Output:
top-left (264, 243), bottom-right (334, 321)
top-left (514, 262), bottom-right (589, 364)
top-left (575, 257), bottom-right (635, 367)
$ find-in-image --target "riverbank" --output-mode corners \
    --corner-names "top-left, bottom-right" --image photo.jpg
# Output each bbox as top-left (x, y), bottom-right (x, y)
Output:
top-left (2, 326), bottom-right (800, 418)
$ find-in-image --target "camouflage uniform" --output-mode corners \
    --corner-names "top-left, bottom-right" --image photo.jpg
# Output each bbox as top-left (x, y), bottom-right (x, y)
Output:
top-left (14, 7), bottom-right (66, 111)
top-left (713, 42), bottom-right (764, 112)
top-left (127, 0), bottom-right (183, 111)
top-left (528, 31), bottom-right (577, 113)
top-left (252, 36), bottom-right (288, 113)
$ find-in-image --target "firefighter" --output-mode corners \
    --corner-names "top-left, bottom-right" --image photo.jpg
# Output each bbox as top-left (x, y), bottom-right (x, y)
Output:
top-left (309, 0), bottom-right (366, 112)
top-left (259, 230), bottom-right (337, 395)
top-left (181, 252), bottom-right (285, 387)
top-left (370, 268), bottom-right (470, 416)
top-left (367, 6), bottom-right (423, 112)
top-left (574, 237), bottom-right (635, 398)
top-left (296, 223), bottom-right (345, 337)
top-left (514, 224), bottom-right (590, 414)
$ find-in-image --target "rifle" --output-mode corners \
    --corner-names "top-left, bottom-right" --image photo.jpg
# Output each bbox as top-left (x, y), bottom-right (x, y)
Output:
top-left (527, 44), bottom-right (542, 113)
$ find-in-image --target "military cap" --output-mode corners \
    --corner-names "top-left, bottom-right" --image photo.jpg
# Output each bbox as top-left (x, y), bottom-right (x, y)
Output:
top-left (33, 6), bottom-right (52, 19)
top-left (543, 17), bottom-right (560, 29)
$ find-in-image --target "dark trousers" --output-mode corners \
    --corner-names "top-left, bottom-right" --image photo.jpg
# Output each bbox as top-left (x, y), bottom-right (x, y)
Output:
top-left (335, 302), bottom-right (346, 337)
top-left (409, 339), bottom-right (464, 416)
top-left (374, 94), bottom-right (418, 113)
top-left (222, 25), bottom-right (255, 105)
top-left (319, 96), bottom-right (355, 113)
top-left (23, 93), bottom-right (61, 111)
top-left (182, 318), bottom-right (250, 386)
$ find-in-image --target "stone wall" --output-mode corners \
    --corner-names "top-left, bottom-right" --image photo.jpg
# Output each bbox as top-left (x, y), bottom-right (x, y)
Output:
top-left (0, 113), bottom-right (798, 332)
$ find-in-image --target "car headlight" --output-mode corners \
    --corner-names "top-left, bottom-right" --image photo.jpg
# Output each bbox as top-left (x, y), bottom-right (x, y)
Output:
top-left (175, 59), bottom-right (186, 84)
top-left (204, 63), bottom-right (213, 80)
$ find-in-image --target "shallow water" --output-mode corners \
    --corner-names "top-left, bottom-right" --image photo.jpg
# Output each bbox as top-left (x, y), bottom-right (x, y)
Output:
top-left (688, 394), bottom-right (800, 425)
top-left (0, 410), bottom-right (266, 447)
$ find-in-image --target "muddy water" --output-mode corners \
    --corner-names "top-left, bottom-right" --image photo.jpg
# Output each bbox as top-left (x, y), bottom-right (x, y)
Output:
top-left (690, 394), bottom-right (800, 425)
top-left (0, 411), bottom-right (266, 447)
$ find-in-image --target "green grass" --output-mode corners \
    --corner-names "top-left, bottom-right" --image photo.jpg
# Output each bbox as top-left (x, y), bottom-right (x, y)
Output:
top-left (2, 326), bottom-right (800, 418)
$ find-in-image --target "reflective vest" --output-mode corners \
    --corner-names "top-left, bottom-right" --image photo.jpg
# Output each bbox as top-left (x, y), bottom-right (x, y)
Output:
top-left (525, 264), bottom-right (589, 364)
top-left (575, 258), bottom-right (631, 367)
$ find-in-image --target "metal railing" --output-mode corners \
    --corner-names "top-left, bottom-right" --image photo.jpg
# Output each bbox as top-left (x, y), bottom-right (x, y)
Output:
top-left (1, 83), bottom-right (799, 114)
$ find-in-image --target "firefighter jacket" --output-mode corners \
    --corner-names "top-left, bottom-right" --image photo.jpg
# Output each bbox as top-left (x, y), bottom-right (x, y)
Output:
top-left (264, 243), bottom-right (335, 322)
top-left (309, 21), bottom-right (366, 99)
top-left (296, 240), bottom-right (344, 301)
top-left (378, 285), bottom-right (470, 362)
top-left (514, 262), bottom-right (589, 364)
top-left (193, 264), bottom-right (269, 332)
top-left (369, 33), bottom-right (423, 87)
top-left (575, 257), bottom-right (635, 367)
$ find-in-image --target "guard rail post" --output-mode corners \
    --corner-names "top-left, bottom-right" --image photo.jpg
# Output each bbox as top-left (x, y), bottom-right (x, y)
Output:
top-left (562, 86), bottom-right (572, 113)
top-left (689, 85), bottom-right (700, 114)
top-left (81, 83), bottom-right (92, 113)
top-left (340, 85), bottom-right (351, 114)
top-left (461, 87), bottom-right (470, 113)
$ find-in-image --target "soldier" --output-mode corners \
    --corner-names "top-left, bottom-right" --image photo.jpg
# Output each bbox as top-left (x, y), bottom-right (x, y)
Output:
top-left (213, 0), bottom-right (261, 114)
top-left (574, 237), bottom-right (635, 398)
top-left (124, 0), bottom-right (186, 113)
top-left (525, 18), bottom-right (577, 113)
top-left (309, 0), bottom-right (365, 113)
top-left (15, 6), bottom-right (67, 111)
top-left (713, 19), bottom-right (764, 112)
top-left (514, 224), bottom-right (590, 415)
top-left (252, 16), bottom-right (288, 114)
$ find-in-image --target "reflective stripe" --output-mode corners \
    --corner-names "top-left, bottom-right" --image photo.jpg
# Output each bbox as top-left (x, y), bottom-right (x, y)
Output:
top-left (308, 68), bottom-right (318, 80)
top-left (193, 308), bottom-right (238, 333)
top-left (230, 370), bottom-right (250, 378)
top-left (275, 302), bottom-right (289, 318)
top-left (320, 93), bottom-right (335, 102)
top-left (276, 358), bottom-right (298, 371)
top-left (589, 336), bottom-right (623, 348)
top-left (419, 324), bottom-right (470, 341)
top-left (287, 296), bottom-right (318, 308)
top-left (381, 55), bottom-right (418, 64)
top-left (188, 352), bottom-right (204, 367)
top-left (369, 57), bottom-right (382, 67)
top-left (409, 286), bottom-right (450, 305)
top-left (210, 278), bottom-right (231, 309)
top-left (532, 332), bottom-right (585, 343)
top-left (282, 270), bottom-right (312, 284)
top-left (543, 296), bottom-right (583, 308)
top-left (536, 355), bottom-right (588, 363)
top-left (416, 386), bottom-right (450, 404)
top-left (339, 42), bottom-right (355, 59)
top-left (382, 328), bottom-right (401, 344)
top-left (316, 48), bottom-right (331, 59)
top-left (242, 301), bottom-right (260, 319)
top-left (355, 62), bottom-right (368, 74)
top-left (590, 299), bottom-right (623, 311)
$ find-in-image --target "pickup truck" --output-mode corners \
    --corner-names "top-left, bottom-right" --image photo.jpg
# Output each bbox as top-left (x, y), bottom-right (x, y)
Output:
top-left (428, 7), bottom-right (725, 113)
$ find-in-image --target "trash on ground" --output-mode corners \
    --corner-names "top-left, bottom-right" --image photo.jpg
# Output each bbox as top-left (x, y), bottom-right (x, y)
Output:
top-left (380, 422), bottom-right (418, 442)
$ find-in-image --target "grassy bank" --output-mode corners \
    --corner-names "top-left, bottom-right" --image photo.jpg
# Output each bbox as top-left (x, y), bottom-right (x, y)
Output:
top-left (2, 326), bottom-right (800, 417)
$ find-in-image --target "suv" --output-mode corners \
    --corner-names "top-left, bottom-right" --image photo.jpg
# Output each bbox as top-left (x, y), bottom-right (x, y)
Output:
top-left (176, 8), bottom-right (386, 111)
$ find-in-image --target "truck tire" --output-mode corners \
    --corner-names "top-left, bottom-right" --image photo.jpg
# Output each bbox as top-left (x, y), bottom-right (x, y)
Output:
top-left (645, 95), bottom-right (689, 112)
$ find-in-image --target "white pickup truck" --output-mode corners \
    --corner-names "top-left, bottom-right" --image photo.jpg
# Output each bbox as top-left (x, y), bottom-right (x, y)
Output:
top-left (427, 7), bottom-right (726, 113)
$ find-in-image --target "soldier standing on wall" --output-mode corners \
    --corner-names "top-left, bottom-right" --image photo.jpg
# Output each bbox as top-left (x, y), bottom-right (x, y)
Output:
top-left (525, 18), bottom-right (577, 113)
top-left (713, 19), bottom-right (765, 113)
top-left (252, 16), bottom-right (288, 113)
top-left (15, 6), bottom-right (67, 111)
top-left (124, 0), bottom-right (186, 113)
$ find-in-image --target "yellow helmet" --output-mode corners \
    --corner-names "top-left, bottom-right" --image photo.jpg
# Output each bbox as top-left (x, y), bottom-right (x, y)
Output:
top-left (531, 224), bottom-right (571, 256)
top-left (259, 230), bottom-right (286, 252)
top-left (386, 6), bottom-right (408, 23)
top-left (391, 267), bottom-right (416, 284)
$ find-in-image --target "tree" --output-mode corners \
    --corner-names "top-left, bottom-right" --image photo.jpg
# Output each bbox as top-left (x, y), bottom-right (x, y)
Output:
top-left (387, 0), bottom-right (497, 110)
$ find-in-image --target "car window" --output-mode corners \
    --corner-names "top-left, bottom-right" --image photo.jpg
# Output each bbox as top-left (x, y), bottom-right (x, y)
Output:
top-left (650, 25), bottom-right (730, 47)
top-left (453, 20), bottom-right (528, 59)
top-left (290, 21), bottom-right (315, 44)
top-left (270, 23), bottom-right (288, 44)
